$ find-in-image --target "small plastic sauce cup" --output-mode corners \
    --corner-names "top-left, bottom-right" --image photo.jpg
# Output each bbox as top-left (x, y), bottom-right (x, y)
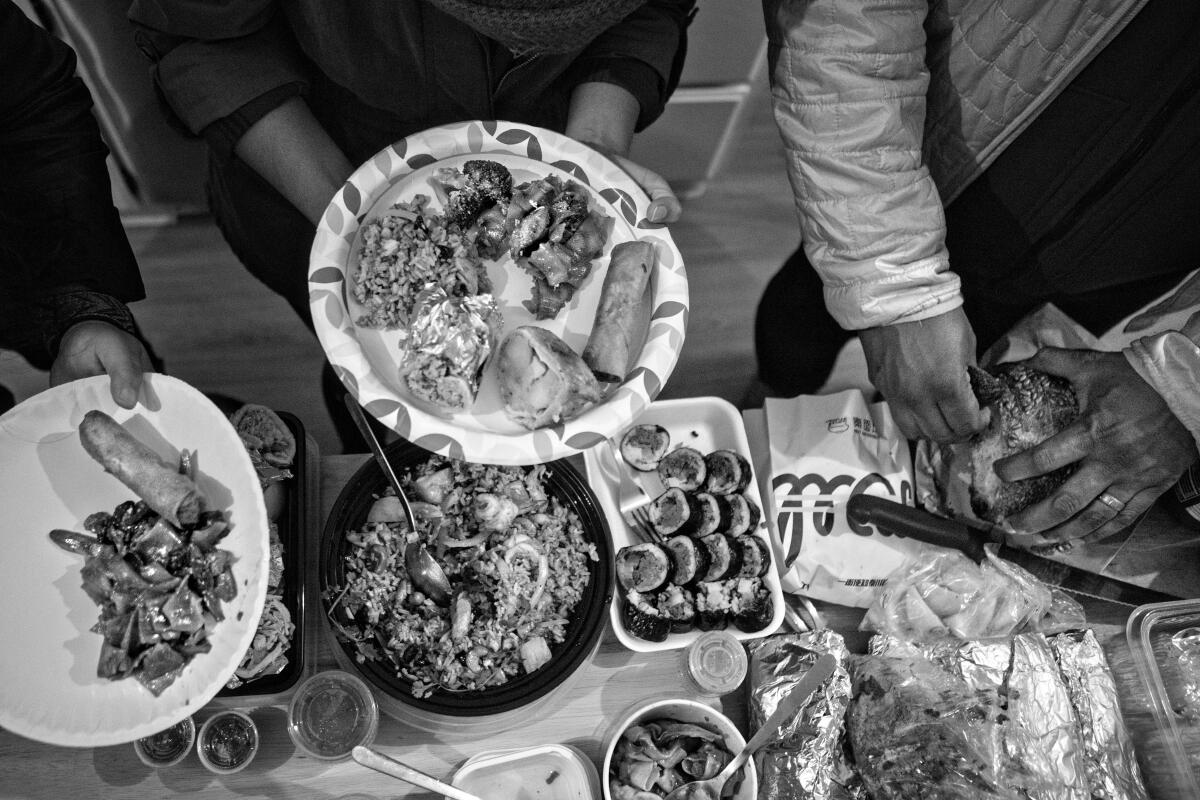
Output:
top-left (197, 710), bottom-right (259, 774)
top-left (134, 716), bottom-right (195, 768)
top-left (287, 670), bottom-right (379, 760)
top-left (681, 630), bottom-right (748, 697)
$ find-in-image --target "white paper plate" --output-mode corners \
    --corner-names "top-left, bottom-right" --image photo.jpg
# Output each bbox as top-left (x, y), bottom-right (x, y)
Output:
top-left (0, 374), bottom-right (268, 746)
top-left (583, 397), bottom-right (786, 653)
top-left (308, 120), bottom-right (688, 465)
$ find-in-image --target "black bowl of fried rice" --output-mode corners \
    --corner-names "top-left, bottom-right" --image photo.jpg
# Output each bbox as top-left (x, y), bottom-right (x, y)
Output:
top-left (320, 439), bottom-right (613, 719)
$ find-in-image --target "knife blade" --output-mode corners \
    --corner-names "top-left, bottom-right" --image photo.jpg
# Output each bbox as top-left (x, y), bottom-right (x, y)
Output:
top-left (845, 494), bottom-right (1180, 607)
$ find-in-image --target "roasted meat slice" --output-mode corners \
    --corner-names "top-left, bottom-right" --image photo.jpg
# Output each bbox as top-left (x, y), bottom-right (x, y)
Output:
top-left (967, 364), bottom-right (1079, 524)
top-left (510, 205), bottom-right (550, 259)
top-left (548, 188), bottom-right (588, 242)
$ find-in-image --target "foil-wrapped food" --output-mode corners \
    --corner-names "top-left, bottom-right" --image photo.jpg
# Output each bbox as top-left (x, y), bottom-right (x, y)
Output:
top-left (848, 632), bottom-right (1147, 800)
top-left (399, 286), bottom-right (501, 414)
top-left (1049, 630), bottom-right (1150, 800)
top-left (747, 629), bottom-right (865, 800)
top-left (849, 637), bottom-right (1014, 800)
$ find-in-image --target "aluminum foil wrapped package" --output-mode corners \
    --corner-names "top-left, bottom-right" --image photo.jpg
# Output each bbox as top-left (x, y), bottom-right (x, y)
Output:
top-left (1049, 630), bottom-right (1150, 800)
top-left (398, 286), bottom-right (501, 413)
top-left (746, 629), bottom-right (864, 800)
top-left (872, 633), bottom-right (1089, 800)
top-left (1005, 634), bottom-right (1090, 800)
top-left (849, 637), bottom-right (1015, 800)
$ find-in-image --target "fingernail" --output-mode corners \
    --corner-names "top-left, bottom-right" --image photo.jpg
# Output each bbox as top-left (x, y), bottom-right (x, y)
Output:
top-left (648, 205), bottom-right (666, 222)
top-left (115, 386), bottom-right (136, 408)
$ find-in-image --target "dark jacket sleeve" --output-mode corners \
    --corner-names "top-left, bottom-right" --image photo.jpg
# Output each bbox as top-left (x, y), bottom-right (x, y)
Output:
top-left (127, 0), bottom-right (310, 138)
top-left (569, 0), bottom-right (695, 130)
top-left (0, 2), bottom-right (145, 353)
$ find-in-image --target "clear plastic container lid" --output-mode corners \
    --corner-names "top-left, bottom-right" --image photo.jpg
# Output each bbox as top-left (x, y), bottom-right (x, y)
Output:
top-left (1126, 599), bottom-right (1200, 799)
top-left (451, 744), bottom-right (600, 800)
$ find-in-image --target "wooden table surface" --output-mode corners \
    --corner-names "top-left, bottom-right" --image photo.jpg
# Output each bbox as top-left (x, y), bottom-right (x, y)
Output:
top-left (0, 452), bottom-right (1194, 799)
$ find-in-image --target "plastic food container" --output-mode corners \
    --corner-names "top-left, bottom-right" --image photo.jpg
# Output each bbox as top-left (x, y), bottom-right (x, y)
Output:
top-left (1126, 599), bottom-right (1200, 799)
top-left (287, 670), bottom-right (379, 760)
top-left (583, 396), bottom-right (786, 654)
top-left (450, 744), bottom-right (600, 800)
top-left (212, 410), bottom-right (316, 707)
top-left (133, 715), bottom-right (195, 768)
top-left (602, 698), bottom-right (755, 800)
top-left (197, 710), bottom-right (259, 774)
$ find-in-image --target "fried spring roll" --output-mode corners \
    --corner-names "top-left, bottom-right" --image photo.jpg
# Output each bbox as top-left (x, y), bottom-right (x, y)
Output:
top-left (79, 410), bottom-right (203, 527)
top-left (582, 240), bottom-right (654, 383)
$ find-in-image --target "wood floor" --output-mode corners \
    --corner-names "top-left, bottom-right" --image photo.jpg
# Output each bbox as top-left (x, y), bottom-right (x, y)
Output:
top-left (0, 96), bottom-right (835, 456)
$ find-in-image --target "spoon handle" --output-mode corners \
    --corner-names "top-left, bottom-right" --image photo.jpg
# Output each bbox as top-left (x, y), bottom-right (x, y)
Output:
top-left (723, 652), bottom-right (838, 780)
top-left (343, 393), bottom-right (417, 531)
top-left (352, 746), bottom-right (482, 800)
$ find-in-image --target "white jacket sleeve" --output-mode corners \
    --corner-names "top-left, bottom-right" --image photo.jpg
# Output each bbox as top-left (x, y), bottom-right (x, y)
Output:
top-left (763, 0), bottom-right (963, 330)
top-left (1124, 311), bottom-right (1200, 455)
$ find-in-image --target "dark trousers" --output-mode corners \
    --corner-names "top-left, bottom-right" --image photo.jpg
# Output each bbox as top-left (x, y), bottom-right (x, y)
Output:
top-left (755, 1), bottom-right (1200, 396)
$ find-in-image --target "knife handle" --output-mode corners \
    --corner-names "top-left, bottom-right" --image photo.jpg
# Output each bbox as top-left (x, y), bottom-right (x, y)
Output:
top-left (845, 494), bottom-right (987, 563)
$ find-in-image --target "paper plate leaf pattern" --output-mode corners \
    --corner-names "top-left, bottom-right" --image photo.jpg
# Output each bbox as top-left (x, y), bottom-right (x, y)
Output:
top-left (310, 266), bottom-right (342, 286)
top-left (323, 204), bottom-right (344, 235)
top-left (548, 159), bottom-right (589, 183)
top-left (565, 430), bottom-right (609, 450)
top-left (342, 183), bottom-right (362, 216)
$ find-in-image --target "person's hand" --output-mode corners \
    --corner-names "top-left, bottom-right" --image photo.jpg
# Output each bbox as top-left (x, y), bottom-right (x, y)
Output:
top-left (995, 347), bottom-right (1197, 548)
top-left (858, 306), bottom-right (988, 443)
top-left (50, 320), bottom-right (153, 409)
top-left (564, 81), bottom-right (682, 225)
top-left (605, 152), bottom-right (681, 225)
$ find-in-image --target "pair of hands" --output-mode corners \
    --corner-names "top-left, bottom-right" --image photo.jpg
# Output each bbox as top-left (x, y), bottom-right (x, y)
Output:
top-left (861, 307), bottom-right (1197, 548)
top-left (50, 321), bottom-right (153, 409)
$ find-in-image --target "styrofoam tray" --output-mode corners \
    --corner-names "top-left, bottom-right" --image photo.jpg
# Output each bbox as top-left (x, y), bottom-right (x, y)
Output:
top-left (583, 396), bottom-right (785, 653)
top-left (452, 744), bottom-right (599, 800)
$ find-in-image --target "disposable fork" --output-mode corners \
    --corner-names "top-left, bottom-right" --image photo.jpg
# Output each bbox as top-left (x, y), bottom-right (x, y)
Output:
top-left (607, 442), bottom-right (660, 543)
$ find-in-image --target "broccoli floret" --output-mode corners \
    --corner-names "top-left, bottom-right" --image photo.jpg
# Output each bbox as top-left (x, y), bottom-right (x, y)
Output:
top-left (463, 159), bottom-right (513, 203)
top-left (445, 184), bottom-right (485, 226)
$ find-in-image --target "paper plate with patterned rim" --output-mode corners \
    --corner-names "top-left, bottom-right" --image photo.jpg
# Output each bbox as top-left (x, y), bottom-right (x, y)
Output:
top-left (308, 120), bottom-right (688, 465)
top-left (0, 374), bottom-right (269, 747)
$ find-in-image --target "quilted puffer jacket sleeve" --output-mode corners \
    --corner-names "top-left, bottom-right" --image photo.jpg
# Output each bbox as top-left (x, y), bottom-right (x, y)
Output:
top-left (763, 0), bottom-right (963, 331)
top-left (1125, 309), bottom-right (1200, 454)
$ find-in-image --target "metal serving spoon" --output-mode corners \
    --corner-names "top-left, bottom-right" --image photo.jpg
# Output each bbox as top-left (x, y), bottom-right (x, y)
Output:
top-left (664, 653), bottom-right (838, 800)
top-left (343, 394), bottom-right (451, 606)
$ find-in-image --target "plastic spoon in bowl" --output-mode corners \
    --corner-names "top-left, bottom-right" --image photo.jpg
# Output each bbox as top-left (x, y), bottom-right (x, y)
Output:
top-left (342, 394), bottom-right (451, 606)
top-left (352, 745), bottom-right (482, 800)
top-left (664, 653), bottom-right (837, 800)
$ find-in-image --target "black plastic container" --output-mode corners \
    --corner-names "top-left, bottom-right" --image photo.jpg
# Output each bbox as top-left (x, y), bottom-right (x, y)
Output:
top-left (215, 410), bottom-right (309, 700)
top-left (320, 439), bottom-right (613, 717)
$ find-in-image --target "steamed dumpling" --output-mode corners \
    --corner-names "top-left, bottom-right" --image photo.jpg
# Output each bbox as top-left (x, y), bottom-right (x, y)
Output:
top-left (496, 326), bottom-right (602, 430)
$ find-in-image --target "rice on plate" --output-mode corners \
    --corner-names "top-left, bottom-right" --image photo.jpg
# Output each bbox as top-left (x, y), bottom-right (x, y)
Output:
top-left (324, 455), bottom-right (596, 698)
top-left (352, 195), bottom-right (488, 330)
